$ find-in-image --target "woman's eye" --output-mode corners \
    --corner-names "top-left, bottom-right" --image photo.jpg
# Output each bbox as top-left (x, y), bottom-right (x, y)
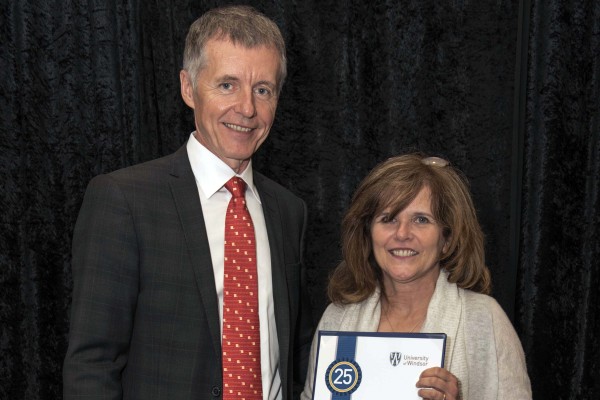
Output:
top-left (414, 216), bottom-right (430, 224)
top-left (380, 215), bottom-right (395, 224)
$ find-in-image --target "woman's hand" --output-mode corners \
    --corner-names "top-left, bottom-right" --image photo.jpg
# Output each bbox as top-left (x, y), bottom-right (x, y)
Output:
top-left (416, 367), bottom-right (459, 400)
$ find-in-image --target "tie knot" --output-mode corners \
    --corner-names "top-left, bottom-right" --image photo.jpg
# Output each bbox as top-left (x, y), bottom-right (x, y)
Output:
top-left (224, 177), bottom-right (246, 198)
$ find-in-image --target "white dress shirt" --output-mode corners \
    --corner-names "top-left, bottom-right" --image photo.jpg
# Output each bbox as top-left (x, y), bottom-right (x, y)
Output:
top-left (187, 133), bottom-right (282, 400)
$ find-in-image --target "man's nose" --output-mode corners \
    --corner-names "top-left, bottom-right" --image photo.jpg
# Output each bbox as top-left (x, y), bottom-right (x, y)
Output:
top-left (235, 88), bottom-right (257, 118)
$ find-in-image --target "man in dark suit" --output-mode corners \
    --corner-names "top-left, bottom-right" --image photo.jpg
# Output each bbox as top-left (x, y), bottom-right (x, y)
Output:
top-left (63, 5), bottom-right (312, 399)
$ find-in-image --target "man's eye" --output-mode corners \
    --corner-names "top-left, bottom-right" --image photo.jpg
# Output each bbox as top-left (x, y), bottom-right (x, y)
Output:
top-left (220, 82), bottom-right (233, 90)
top-left (255, 87), bottom-right (273, 97)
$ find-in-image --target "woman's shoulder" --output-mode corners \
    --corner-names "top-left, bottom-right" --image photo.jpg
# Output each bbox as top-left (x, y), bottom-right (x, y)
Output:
top-left (316, 302), bottom-right (352, 331)
top-left (320, 300), bottom-right (364, 323)
top-left (317, 292), bottom-right (381, 331)
top-left (462, 289), bottom-right (505, 314)
top-left (461, 289), bottom-right (515, 333)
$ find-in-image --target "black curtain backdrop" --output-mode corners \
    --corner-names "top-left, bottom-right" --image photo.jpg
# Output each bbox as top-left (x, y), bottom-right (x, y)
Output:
top-left (1, 0), bottom-right (598, 398)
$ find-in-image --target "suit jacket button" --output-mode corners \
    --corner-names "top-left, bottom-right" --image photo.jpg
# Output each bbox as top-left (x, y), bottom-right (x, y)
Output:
top-left (211, 386), bottom-right (221, 397)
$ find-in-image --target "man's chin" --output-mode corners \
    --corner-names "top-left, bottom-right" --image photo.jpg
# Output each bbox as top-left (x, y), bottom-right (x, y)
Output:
top-left (222, 156), bottom-right (252, 173)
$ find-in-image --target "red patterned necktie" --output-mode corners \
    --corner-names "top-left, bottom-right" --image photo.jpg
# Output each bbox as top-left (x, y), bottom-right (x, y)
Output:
top-left (222, 177), bottom-right (262, 400)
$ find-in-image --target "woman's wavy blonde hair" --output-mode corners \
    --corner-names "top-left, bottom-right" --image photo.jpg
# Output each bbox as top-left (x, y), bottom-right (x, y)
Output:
top-left (328, 153), bottom-right (491, 304)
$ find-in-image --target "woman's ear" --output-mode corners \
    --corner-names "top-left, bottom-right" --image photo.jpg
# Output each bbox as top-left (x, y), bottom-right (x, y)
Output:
top-left (442, 237), bottom-right (451, 254)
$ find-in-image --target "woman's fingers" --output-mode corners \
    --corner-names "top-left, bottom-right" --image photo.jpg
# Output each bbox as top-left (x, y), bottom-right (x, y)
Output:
top-left (416, 367), bottom-right (459, 400)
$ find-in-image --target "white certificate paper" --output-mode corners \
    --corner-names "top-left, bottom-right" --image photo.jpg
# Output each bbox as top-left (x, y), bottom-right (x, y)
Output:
top-left (311, 331), bottom-right (446, 400)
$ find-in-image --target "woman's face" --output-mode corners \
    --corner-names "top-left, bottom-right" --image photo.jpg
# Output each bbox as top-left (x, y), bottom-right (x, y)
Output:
top-left (370, 186), bottom-right (448, 288)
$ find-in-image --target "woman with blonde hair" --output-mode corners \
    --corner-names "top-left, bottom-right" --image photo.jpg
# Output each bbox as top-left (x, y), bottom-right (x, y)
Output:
top-left (301, 154), bottom-right (531, 400)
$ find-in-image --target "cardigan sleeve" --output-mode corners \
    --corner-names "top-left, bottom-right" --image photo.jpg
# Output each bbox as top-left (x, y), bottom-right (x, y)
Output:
top-left (489, 300), bottom-right (532, 399)
top-left (464, 291), bottom-right (532, 400)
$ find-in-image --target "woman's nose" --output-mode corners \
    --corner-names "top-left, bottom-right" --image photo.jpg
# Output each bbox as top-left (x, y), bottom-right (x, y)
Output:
top-left (394, 220), bottom-right (411, 239)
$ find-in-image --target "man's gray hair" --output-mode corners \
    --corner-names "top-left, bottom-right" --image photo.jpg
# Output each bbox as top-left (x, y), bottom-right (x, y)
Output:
top-left (183, 5), bottom-right (287, 93)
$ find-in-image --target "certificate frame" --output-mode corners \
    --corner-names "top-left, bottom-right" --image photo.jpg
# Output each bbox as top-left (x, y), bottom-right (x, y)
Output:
top-left (311, 330), bottom-right (447, 400)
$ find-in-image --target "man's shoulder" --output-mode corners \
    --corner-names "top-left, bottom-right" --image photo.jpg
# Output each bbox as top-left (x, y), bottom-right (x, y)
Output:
top-left (254, 170), bottom-right (304, 204)
top-left (102, 146), bottom-right (187, 182)
top-left (85, 146), bottom-right (189, 195)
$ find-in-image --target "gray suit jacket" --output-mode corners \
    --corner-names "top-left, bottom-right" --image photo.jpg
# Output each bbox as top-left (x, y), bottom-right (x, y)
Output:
top-left (64, 144), bottom-right (312, 399)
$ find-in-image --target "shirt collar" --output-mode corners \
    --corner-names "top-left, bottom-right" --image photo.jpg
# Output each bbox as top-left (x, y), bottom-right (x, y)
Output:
top-left (186, 132), bottom-right (261, 203)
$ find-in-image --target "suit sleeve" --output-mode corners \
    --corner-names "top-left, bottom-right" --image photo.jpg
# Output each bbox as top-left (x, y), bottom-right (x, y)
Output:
top-left (299, 311), bottom-right (327, 400)
top-left (293, 200), bottom-right (315, 399)
top-left (63, 174), bottom-right (139, 399)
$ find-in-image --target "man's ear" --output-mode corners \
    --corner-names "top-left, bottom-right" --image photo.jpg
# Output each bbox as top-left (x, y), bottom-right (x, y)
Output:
top-left (180, 70), bottom-right (195, 109)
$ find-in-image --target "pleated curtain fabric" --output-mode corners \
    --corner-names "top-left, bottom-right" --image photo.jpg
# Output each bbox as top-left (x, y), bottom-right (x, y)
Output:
top-left (222, 177), bottom-right (262, 400)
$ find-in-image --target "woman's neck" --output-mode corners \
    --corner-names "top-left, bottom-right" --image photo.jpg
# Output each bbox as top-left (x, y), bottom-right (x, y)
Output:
top-left (378, 273), bottom-right (438, 332)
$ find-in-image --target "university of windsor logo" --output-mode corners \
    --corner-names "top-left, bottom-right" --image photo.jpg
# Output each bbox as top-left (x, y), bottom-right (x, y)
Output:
top-left (390, 352), bottom-right (402, 366)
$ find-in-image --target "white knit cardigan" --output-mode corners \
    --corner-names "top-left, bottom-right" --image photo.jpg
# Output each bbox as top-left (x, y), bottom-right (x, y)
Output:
top-left (301, 270), bottom-right (532, 400)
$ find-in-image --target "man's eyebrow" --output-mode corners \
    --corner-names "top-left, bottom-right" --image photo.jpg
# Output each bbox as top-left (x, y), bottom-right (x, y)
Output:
top-left (217, 74), bottom-right (240, 82)
top-left (255, 80), bottom-right (277, 89)
top-left (218, 74), bottom-right (276, 85)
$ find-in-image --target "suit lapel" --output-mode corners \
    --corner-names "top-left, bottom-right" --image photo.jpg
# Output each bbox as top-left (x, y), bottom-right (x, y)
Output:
top-left (166, 149), bottom-right (292, 390)
top-left (168, 144), bottom-right (222, 358)
top-left (255, 174), bottom-right (292, 383)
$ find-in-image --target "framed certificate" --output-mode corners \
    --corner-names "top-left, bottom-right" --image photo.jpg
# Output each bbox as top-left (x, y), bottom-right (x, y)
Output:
top-left (310, 331), bottom-right (447, 400)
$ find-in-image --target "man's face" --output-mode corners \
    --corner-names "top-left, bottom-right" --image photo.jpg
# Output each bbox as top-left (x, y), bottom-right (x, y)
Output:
top-left (180, 38), bottom-right (280, 173)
